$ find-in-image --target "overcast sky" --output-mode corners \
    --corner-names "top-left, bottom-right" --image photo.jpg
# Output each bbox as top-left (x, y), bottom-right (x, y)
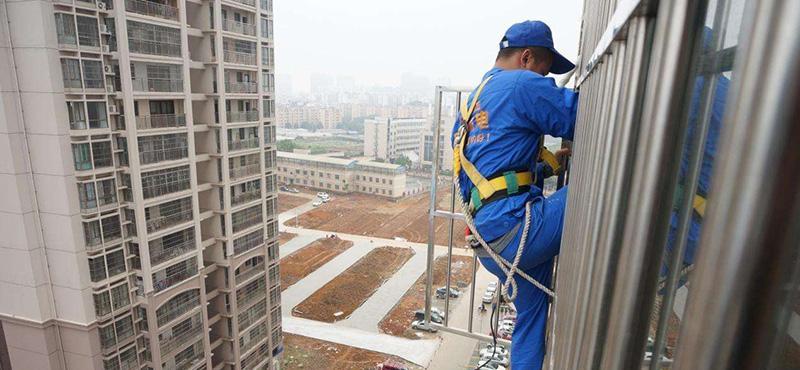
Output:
top-left (273, 0), bottom-right (582, 93)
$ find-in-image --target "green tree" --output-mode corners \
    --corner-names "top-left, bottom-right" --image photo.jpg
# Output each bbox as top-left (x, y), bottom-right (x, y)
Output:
top-left (394, 155), bottom-right (412, 168)
top-left (276, 139), bottom-right (297, 152)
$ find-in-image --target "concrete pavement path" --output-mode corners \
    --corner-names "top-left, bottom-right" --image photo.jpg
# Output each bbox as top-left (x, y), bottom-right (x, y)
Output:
top-left (278, 233), bottom-right (317, 259)
top-left (283, 316), bottom-right (440, 367)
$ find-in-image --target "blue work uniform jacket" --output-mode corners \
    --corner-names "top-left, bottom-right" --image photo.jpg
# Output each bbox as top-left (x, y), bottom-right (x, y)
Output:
top-left (452, 67), bottom-right (578, 242)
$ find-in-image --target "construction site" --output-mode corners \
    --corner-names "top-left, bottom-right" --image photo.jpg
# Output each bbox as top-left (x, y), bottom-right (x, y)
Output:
top-left (276, 189), bottom-right (489, 369)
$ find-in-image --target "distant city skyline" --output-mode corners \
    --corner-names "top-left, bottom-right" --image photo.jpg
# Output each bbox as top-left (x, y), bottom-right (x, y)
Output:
top-left (274, 0), bottom-right (581, 94)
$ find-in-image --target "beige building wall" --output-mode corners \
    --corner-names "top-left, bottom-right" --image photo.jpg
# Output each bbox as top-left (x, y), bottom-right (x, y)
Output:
top-left (0, 0), bottom-right (282, 368)
top-left (276, 152), bottom-right (406, 198)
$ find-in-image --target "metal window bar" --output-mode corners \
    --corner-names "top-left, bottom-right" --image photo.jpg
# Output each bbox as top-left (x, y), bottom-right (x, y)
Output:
top-left (226, 110), bottom-right (260, 123)
top-left (166, 340), bottom-right (204, 370)
top-left (229, 0), bottom-right (254, 7)
top-left (138, 133), bottom-right (189, 165)
top-left (132, 77), bottom-right (183, 92)
top-left (125, 0), bottom-right (178, 20)
top-left (158, 313), bottom-right (203, 355)
top-left (141, 165), bottom-right (191, 199)
top-left (127, 21), bottom-right (181, 57)
top-left (239, 322), bottom-right (267, 354)
top-left (233, 228), bottom-right (264, 255)
top-left (238, 298), bottom-right (267, 331)
top-left (149, 227), bottom-right (195, 266)
top-left (76, 16), bottom-right (100, 47)
top-left (222, 18), bottom-right (256, 36)
top-left (152, 258), bottom-right (198, 293)
top-left (223, 50), bottom-right (257, 66)
top-left (156, 289), bottom-right (200, 327)
top-left (146, 197), bottom-right (193, 232)
top-left (236, 276), bottom-right (266, 309)
top-left (55, 13), bottom-right (77, 46)
top-left (136, 114), bottom-right (186, 130)
top-left (235, 256), bottom-right (266, 285)
top-left (225, 80), bottom-right (258, 94)
top-left (231, 204), bottom-right (263, 233)
top-left (240, 342), bottom-right (269, 370)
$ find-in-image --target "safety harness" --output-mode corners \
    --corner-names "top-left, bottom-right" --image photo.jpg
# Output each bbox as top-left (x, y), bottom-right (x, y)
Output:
top-left (453, 76), bottom-right (555, 300)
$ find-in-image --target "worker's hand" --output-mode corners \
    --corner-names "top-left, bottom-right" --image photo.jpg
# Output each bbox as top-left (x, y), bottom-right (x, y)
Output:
top-left (555, 147), bottom-right (571, 160)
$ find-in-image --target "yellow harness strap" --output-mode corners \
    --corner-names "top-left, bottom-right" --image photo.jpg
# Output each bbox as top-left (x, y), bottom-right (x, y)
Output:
top-left (693, 194), bottom-right (707, 217)
top-left (539, 148), bottom-right (561, 174)
top-left (454, 77), bottom-right (496, 199)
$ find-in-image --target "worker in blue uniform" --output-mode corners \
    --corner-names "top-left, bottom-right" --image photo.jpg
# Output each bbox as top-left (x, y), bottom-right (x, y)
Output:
top-left (452, 21), bottom-right (578, 369)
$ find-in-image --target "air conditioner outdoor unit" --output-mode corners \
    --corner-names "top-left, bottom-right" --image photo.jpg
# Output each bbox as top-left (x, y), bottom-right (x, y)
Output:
top-left (108, 104), bottom-right (119, 114)
top-left (103, 64), bottom-right (113, 74)
top-left (96, 1), bottom-right (106, 10)
top-left (99, 24), bottom-right (109, 34)
top-left (101, 45), bottom-right (110, 54)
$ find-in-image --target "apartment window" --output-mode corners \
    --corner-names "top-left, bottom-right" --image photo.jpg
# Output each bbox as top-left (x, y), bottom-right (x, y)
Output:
top-left (153, 258), bottom-right (198, 293)
top-left (146, 197), bottom-right (193, 232)
top-left (149, 227), bottom-right (195, 266)
top-left (76, 16), bottom-right (99, 47)
top-left (93, 291), bottom-right (112, 317)
top-left (110, 283), bottom-right (130, 310)
top-left (138, 133), bottom-right (189, 165)
top-left (54, 13), bottom-right (77, 46)
top-left (389, 180), bottom-right (393, 185)
top-left (61, 59), bottom-right (82, 89)
top-left (141, 165), bottom-right (191, 199)
top-left (81, 60), bottom-right (104, 89)
top-left (100, 315), bottom-right (134, 349)
top-left (87, 102), bottom-right (108, 128)
top-left (92, 141), bottom-right (113, 168)
top-left (262, 98), bottom-right (274, 118)
top-left (156, 289), bottom-right (200, 327)
top-left (72, 143), bottom-right (92, 170)
top-left (83, 220), bottom-right (102, 247)
top-left (232, 205), bottom-right (263, 233)
top-left (88, 255), bottom-right (107, 282)
top-left (67, 101), bottom-right (87, 130)
top-left (335, 174), bottom-right (340, 180)
top-left (77, 182), bottom-right (97, 211)
top-left (260, 45), bottom-right (273, 66)
top-left (127, 20), bottom-right (181, 57)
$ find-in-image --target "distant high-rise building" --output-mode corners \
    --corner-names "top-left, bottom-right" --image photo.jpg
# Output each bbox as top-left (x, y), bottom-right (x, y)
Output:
top-left (363, 117), bottom-right (426, 161)
top-left (0, 0), bottom-right (282, 368)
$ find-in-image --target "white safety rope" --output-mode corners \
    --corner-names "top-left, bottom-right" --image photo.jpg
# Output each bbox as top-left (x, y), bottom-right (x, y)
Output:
top-left (453, 126), bottom-right (555, 301)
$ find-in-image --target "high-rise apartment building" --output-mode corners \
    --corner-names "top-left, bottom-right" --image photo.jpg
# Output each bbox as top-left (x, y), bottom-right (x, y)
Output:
top-left (363, 117), bottom-right (425, 162)
top-left (0, 0), bottom-right (281, 368)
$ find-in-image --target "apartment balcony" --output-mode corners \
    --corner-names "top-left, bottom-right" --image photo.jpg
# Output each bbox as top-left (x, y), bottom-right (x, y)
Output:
top-left (164, 340), bottom-right (204, 370)
top-left (156, 290), bottom-right (201, 327)
top-left (228, 137), bottom-right (259, 152)
top-left (229, 164), bottom-right (260, 180)
top-left (79, 195), bottom-right (119, 214)
top-left (133, 78), bottom-right (183, 93)
top-left (153, 259), bottom-right (198, 293)
top-left (125, 0), bottom-right (178, 20)
top-left (226, 110), bottom-right (259, 123)
top-left (159, 317), bottom-right (204, 356)
top-left (140, 146), bottom-right (188, 166)
top-left (222, 19), bottom-right (256, 37)
top-left (225, 81), bottom-right (258, 94)
top-left (223, 50), bottom-right (256, 66)
top-left (128, 39), bottom-right (181, 58)
top-left (146, 208), bottom-right (192, 233)
top-left (149, 230), bottom-right (196, 266)
top-left (229, 0), bottom-right (255, 8)
top-left (237, 299), bottom-right (266, 331)
top-left (136, 114), bottom-right (187, 130)
top-left (239, 325), bottom-right (267, 355)
top-left (232, 190), bottom-right (261, 207)
top-left (236, 278), bottom-right (266, 309)
top-left (235, 263), bottom-right (265, 286)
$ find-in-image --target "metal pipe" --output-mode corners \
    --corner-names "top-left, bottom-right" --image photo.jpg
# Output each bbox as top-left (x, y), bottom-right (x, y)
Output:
top-left (443, 92), bottom-right (461, 327)
top-left (424, 88), bottom-right (444, 328)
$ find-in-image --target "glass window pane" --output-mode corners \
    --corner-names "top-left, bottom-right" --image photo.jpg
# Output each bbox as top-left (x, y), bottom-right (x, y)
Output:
top-left (76, 16), bottom-right (99, 47)
top-left (87, 102), bottom-right (108, 128)
top-left (81, 60), bottom-right (104, 89)
top-left (61, 59), bottom-right (82, 89)
top-left (55, 13), bottom-right (77, 46)
top-left (72, 143), bottom-right (92, 170)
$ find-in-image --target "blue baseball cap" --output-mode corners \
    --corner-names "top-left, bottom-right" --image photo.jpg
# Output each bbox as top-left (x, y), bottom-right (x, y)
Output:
top-left (500, 20), bottom-right (575, 74)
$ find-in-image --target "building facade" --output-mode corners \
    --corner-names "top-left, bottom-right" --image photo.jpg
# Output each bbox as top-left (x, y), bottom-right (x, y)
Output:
top-left (276, 152), bottom-right (406, 198)
top-left (0, 0), bottom-right (281, 369)
top-left (363, 117), bottom-right (425, 161)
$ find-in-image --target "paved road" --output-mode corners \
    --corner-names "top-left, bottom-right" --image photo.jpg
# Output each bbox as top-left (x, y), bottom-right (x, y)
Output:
top-left (340, 244), bottom-right (447, 332)
top-left (283, 316), bottom-right (440, 367)
top-left (279, 234), bottom-right (317, 258)
top-left (281, 239), bottom-right (374, 313)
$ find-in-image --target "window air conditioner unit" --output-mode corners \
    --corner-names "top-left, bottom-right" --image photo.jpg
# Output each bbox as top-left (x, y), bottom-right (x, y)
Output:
top-left (103, 64), bottom-right (113, 74)
top-left (96, 1), bottom-right (106, 10)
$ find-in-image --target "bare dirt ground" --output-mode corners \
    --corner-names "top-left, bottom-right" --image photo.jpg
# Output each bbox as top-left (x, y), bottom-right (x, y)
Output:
top-left (293, 246), bottom-right (415, 323)
top-left (379, 255), bottom-right (475, 339)
top-left (282, 334), bottom-right (422, 370)
top-left (278, 193), bottom-right (310, 213)
top-left (295, 189), bottom-right (467, 246)
top-left (278, 232), bottom-right (297, 245)
top-left (280, 237), bottom-right (353, 291)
